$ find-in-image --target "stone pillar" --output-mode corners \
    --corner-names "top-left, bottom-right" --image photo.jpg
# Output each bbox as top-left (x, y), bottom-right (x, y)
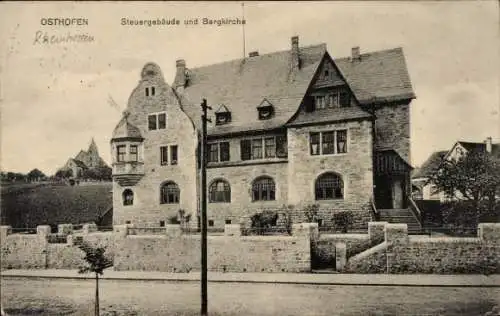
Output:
top-left (292, 223), bottom-right (319, 241)
top-left (335, 242), bottom-right (347, 272)
top-left (166, 224), bottom-right (182, 238)
top-left (37, 225), bottom-right (51, 239)
top-left (0, 225), bottom-right (12, 243)
top-left (58, 224), bottom-right (73, 235)
top-left (113, 225), bottom-right (129, 240)
top-left (384, 224), bottom-right (408, 245)
top-left (368, 222), bottom-right (388, 243)
top-left (66, 234), bottom-right (74, 246)
top-left (83, 223), bottom-right (98, 234)
top-left (478, 223), bottom-right (500, 242)
top-left (224, 224), bottom-right (241, 237)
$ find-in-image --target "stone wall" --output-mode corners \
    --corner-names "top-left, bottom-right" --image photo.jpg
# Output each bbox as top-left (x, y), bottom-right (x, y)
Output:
top-left (0, 224), bottom-right (113, 270)
top-left (114, 224), bottom-right (311, 273)
top-left (344, 222), bottom-right (500, 274)
top-left (374, 102), bottom-right (411, 163)
top-left (312, 221), bottom-right (386, 269)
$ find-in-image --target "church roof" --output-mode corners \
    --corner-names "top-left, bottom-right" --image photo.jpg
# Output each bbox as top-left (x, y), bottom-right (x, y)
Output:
top-left (112, 112), bottom-right (143, 141)
top-left (177, 42), bottom-right (415, 136)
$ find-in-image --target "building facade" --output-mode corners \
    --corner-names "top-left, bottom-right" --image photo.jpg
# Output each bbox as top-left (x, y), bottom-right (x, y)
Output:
top-left (110, 36), bottom-right (416, 229)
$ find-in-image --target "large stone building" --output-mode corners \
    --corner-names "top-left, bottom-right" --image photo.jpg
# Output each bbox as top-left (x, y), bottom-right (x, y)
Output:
top-left (110, 36), bottom-right (416, 229)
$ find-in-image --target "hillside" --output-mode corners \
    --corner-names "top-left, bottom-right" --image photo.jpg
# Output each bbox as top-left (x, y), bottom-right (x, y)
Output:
top-left (0, 182), bottom-right (113, 229)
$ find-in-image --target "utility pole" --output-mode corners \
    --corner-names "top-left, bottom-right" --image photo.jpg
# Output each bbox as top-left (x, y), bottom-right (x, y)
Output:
top-left (200, 98), bottom-right (211, 316)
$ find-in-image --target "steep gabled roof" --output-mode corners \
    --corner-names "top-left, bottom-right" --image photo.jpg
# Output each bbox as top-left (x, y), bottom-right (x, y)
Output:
top-left (180, 44), bottom-right (327, 136)
top-left (71, 159), bottom-right (88, 169)
top-left (412, 150), bottom-right (448, 179)
top-left (177, 43), bottom-right (415, 136)
top-left (335, 47), bottom-right (416, 104)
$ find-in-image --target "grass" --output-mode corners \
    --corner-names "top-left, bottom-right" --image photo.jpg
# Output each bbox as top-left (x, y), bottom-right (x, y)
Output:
top-left (1, 181), bottom-right (112, 229)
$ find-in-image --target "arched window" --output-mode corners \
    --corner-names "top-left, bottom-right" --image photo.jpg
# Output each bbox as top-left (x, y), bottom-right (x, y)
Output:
top-left (315, 172), bottom-right (344, 200)
top-left (252, 176), bottom-right (276, 201)
top-left (209, 179), bottom-right (231, 203)
top-left (123, 189), bottom-right (134, 206)
top-left (160, 181), bottom-right (180, 204)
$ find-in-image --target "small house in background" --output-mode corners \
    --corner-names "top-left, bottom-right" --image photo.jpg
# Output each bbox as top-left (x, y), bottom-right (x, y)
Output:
top-left (412, 137), bottom-right (499, 202)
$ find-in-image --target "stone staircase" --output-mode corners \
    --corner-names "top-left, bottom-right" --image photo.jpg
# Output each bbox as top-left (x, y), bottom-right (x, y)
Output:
top-left (378, 208), bottom-right (422, 234)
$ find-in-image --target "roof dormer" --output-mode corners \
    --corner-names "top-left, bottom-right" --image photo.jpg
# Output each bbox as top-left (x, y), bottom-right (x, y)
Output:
top-left (257, 99), bottom-right (274, 120)
top-left (215, 104), bottom-right (232, 125)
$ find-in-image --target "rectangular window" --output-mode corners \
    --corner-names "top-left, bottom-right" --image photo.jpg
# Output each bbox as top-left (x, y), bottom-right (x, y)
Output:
top-left (252, 139), bottom-right (263, 159)
top-left (264, 137), bottom-right (276, 158)
top-left (208, 220), bottom-right (214, 227)
top-left (310, 130), bottom-right (348, 155)
top-left (208, 143), bottom-right (219, 163)
top-left (322, 131), bottom-right (335, 155)
top-left (220, 142), bottom-right (230, 162)
top-left (145, 87), bottom-right (149, 97)
top-left (241, 139), bottom-right (252, 161)
top-left (117, 145), bottom-right (126, 162)
top-left (151, 86), bottom-right (156, 96)
top-left (158, 113), bottom-right (166, 129)
top-left (148, 114), bottom-right (157, 130)
top-left (336, 130), bottom-right (347, 153)
top-left (159, 220), bottom-right (165, 227)
top-left (170, 145), bottom-right (178, 165)
top-left (160, 146), bottom-right (168, 165)
top-left (310, 133), bottom-right (320, 155)
top-left (225, 219), bottom-right (232, 225)
top-left (148, 112), bottom-right (167, 130)
top-left (129, 145), bottom-right (138, 162)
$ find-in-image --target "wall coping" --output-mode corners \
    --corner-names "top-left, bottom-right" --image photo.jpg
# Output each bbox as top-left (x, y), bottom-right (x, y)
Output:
top-left (319, 234), bottom-right (369, 241)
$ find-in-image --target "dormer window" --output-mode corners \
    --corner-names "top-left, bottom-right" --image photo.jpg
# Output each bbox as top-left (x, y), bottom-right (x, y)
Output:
top-left (214, 104), bottom-right (232, 126)
top-left (257, 99), bottom-right (275, 120)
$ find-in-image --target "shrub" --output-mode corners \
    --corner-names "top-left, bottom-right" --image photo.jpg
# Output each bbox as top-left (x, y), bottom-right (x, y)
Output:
top-left (279, 204), bottom-right (294, 235)
top-left (167, 215), bottom-right (180, 224)
top-left (250, 210), bottom-right (279, 235)
top-left (303, 204), bottom-right (320, 223)
top-left (333, 210), bottom-right (354, 233)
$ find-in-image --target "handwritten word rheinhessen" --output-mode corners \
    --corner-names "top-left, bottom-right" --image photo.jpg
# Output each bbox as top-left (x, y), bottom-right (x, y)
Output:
top-left (33, 31), bottom-right (95, 45)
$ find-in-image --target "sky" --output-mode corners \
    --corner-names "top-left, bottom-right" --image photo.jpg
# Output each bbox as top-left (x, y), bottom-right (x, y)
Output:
top-left (0, 1), bottom-right (499, 175)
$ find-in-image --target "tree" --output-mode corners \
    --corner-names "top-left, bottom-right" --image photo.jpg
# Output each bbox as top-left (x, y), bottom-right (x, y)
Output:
top-left (431, 151), bottom-right (500, 226)
top-left (27, 168), bottom-right (46, 181)
top-left (431, 151), bottom-right (500, 206)
top-left (77, 241), bottom-right (113, 316)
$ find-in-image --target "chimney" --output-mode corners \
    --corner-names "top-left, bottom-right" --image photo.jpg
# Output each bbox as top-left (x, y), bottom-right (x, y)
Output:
top-left (291, 36), bottom-right (301, 70)
top-left (249, 51), bottom-right (259, 57)
top-left (485, 136), bottom-right (492, 153)
top-left (351, 46), bottom-right (361, 61)
top-left (173, 59), bottom-right (187, 91)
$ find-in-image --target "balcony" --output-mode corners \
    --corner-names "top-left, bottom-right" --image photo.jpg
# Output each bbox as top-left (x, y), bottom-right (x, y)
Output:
top-left (112, 161), bottom-right (145, 187)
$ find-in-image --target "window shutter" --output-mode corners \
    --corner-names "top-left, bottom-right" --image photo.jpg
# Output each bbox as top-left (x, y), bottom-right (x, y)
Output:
top-left (240, 139), bottom-right (251, 160)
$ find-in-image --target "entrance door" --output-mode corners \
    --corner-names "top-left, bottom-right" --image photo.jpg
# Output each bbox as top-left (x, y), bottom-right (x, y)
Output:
top-left (374, 175), bottom-right (393, 209)
top-left (392, 178), bottom-right (404, 209)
